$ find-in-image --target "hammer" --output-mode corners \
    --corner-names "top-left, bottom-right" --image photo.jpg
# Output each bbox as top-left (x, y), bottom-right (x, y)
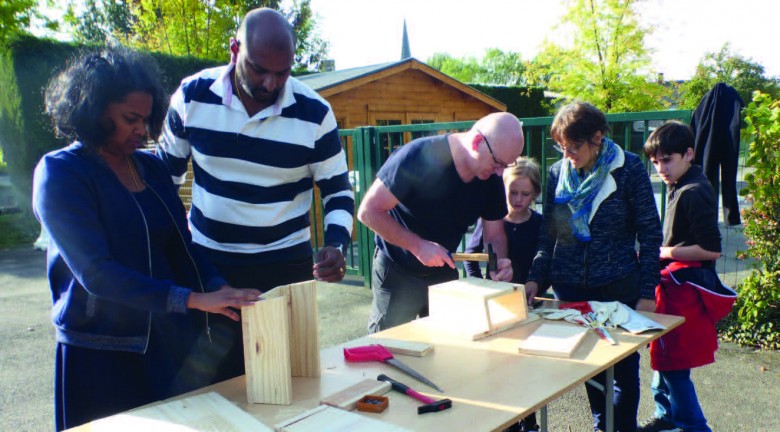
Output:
top-left (450, 242), bottom-right (498, 278)
top-left (377, 374), bottom-right (452, 415)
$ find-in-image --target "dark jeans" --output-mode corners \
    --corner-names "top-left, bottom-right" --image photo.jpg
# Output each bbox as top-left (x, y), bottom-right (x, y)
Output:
top-left (367, 248), bottom-right (458, 334)
top-left (652, 369), bottom-right (711, 432)
top-left (552, 270), bottom-right (642, 432)
top-left (200, 250), bottom-right (313, 384)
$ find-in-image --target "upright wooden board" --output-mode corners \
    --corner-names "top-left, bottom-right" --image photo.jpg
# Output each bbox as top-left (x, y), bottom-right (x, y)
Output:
top-left (90, 392), bottom-right (273, 431)
top-left (517, 323), bottom-right (589, 358)
top-left (243, 296), bottom-right (292, 405)
top-left (275, 405), bottom-right (411, 432)
top-left (428, 277), bottom-right (530, 340)
top-left (288, 281), bottom-right (320, 377)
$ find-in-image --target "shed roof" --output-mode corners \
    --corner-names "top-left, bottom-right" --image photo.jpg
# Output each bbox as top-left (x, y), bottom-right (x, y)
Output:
top-left (297, 57), bottom-right (506, 111)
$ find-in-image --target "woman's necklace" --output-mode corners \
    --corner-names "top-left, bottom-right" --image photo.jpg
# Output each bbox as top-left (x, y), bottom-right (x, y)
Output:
top-left (126, 157), bottom-right (142, 191)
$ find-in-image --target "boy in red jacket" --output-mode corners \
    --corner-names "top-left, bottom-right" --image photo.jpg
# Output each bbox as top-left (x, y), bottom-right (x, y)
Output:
top-left (638, 122), bottom-right (736, 432)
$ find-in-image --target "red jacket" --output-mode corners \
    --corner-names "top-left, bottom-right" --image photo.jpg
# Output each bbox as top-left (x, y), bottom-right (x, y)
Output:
top-left (650, 261), bottom-right (736, 371)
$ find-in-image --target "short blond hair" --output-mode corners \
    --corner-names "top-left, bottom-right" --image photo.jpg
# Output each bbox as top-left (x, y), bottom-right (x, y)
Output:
top-left (503, 156), bottom-right (542, 196)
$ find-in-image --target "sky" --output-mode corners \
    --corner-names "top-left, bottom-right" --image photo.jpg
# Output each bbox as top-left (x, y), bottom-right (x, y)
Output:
top-left (309, 0), bottom-right (780, 81)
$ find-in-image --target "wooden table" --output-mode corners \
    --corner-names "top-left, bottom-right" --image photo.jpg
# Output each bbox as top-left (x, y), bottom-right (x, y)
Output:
top-left (72, 312), bottom-right (682, 432)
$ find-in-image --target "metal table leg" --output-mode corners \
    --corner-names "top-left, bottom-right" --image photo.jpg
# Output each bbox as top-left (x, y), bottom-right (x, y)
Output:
top-left (605, 366), bottom-right (615, 432)
top-left (586, 365), bottom-right (615, 432)
top-left (540, 405), bottom-right (548, 432)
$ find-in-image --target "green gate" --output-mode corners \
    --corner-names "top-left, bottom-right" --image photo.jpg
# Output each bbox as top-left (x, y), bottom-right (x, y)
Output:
top-left (321, 110), bottom-right (692, 287)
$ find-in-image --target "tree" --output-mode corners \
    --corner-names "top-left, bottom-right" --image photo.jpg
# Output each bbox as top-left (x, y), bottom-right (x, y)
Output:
top-left (0, 0), bottom-right (36, 43)
top-left (535, 0), bottom-right (669, 113)
top-left (479, 48), bottom-right (526, 86)
top-left (679, 44), bottom-right (780, 109)
top-left (427, 52), bottom-right (481, 83)
top-left (60, 0), bottom-right (327, 71)
top-left (427, 48), bottom-right (526, 86)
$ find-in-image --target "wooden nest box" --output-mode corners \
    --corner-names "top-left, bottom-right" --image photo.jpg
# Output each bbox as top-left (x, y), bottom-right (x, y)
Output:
top-left (428, 277), bottom-right (537, 340)
top-left (242, 280), bottom-right (320, 405)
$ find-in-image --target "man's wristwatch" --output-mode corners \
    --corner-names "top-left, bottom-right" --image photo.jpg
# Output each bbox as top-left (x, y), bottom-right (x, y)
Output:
top-left (327, 242), bottom-right (347, 256)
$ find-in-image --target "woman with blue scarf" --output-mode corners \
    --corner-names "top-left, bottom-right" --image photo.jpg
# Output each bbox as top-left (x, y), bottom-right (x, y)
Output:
top-left (525, 102), bottom-right (662, 432)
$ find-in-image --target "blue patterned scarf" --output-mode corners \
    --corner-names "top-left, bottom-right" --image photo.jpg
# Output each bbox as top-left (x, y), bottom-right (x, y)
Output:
top-left (555, 138), bottom-right (618, 242)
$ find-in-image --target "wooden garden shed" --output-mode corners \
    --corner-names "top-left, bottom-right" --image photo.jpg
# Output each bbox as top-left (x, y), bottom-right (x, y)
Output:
top-left (298, 57), bottom-right (506, 133)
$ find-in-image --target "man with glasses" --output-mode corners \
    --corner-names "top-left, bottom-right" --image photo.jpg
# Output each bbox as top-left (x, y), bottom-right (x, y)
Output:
top-left (358, 112), bottom-right (524, 333)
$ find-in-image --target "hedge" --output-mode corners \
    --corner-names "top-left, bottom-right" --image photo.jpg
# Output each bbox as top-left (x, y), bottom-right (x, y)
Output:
top-left (0, 35), bottom-right (222, 210)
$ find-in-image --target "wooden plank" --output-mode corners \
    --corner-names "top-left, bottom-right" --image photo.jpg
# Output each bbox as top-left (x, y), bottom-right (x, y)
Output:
top-left (288, 281), bottom-right (320, 378)
top-left (320, 379), bottom-right (392, 410)
top-left (362, 337), bottom-right (433, 357)
top-left (276, 405), bottom-right (411, 432)
top-left (262, 281), bottom-right (320, 378)
top-left (90, 392), bottom-right (273, 431)
top-left (517, 323), bottom-right (589, 358)
top-left (243, 296), bottom-right (292, 405)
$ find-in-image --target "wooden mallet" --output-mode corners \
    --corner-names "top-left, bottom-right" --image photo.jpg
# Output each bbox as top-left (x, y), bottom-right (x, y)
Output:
top-left (377, 374), bottom-right (452, 415)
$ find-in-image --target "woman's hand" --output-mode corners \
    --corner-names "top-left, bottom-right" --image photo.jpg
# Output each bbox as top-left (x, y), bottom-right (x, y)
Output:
top-left (187, 285), bottom-right (262, 321)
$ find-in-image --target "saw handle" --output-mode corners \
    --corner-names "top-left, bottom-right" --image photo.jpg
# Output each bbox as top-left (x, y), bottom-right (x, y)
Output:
top-left (343, 344), bottom-right (393, 362)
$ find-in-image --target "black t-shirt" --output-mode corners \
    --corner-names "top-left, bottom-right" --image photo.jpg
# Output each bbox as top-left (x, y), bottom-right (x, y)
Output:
top-left (375, 134), bottom-right (507, 272)
top-left (663, 164), bottom-right (721, 269)
top-left (464, 211), bottom-right (543, 283)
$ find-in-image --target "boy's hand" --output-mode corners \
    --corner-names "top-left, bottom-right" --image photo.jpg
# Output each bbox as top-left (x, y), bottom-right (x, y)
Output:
top-left (635, 298), bottom-right (656, 313)
top-left (523, 281), bottom-right (539, 306)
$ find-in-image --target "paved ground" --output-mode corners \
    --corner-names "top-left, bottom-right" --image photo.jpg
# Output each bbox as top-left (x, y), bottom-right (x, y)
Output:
top-left (0, 245), bottom-right (777, 431)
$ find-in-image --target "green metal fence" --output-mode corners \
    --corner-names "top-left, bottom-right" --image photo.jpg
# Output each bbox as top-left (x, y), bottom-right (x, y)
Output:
top-left (326, 110), bottom-right (693, 287)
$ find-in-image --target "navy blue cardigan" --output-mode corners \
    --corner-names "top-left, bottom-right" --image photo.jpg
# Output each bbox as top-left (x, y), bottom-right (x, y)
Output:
top-left (33, 142), bottom-right (225, 353)
top-left (528, 150), bottom-right (662, 300)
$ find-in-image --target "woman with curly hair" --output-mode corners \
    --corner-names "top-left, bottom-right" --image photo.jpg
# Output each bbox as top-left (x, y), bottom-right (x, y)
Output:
top-left (33, 46), bottom-right (262, 431)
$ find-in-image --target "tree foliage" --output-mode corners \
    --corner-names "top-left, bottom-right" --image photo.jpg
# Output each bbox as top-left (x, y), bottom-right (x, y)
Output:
top-left (678, 44), bottom-right (780, 109)
top-left (0, 0), bottom-right (36, 43)
top-left (720, 91), bottom-right (780, 350)
top-left (427, 52), bottom-right (481, 83)
top-left (61, 0), bottom-right (328, 71)
top-left (427, 48), bottom-right (527, 86)
top-left (535, 0), bottom-right (669, 113)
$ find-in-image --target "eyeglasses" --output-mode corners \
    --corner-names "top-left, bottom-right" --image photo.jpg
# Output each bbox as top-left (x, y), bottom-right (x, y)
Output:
top-left (477, 129), bottom-right (517, 168)
top-left (553, 140), bottom-right (588, 156)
